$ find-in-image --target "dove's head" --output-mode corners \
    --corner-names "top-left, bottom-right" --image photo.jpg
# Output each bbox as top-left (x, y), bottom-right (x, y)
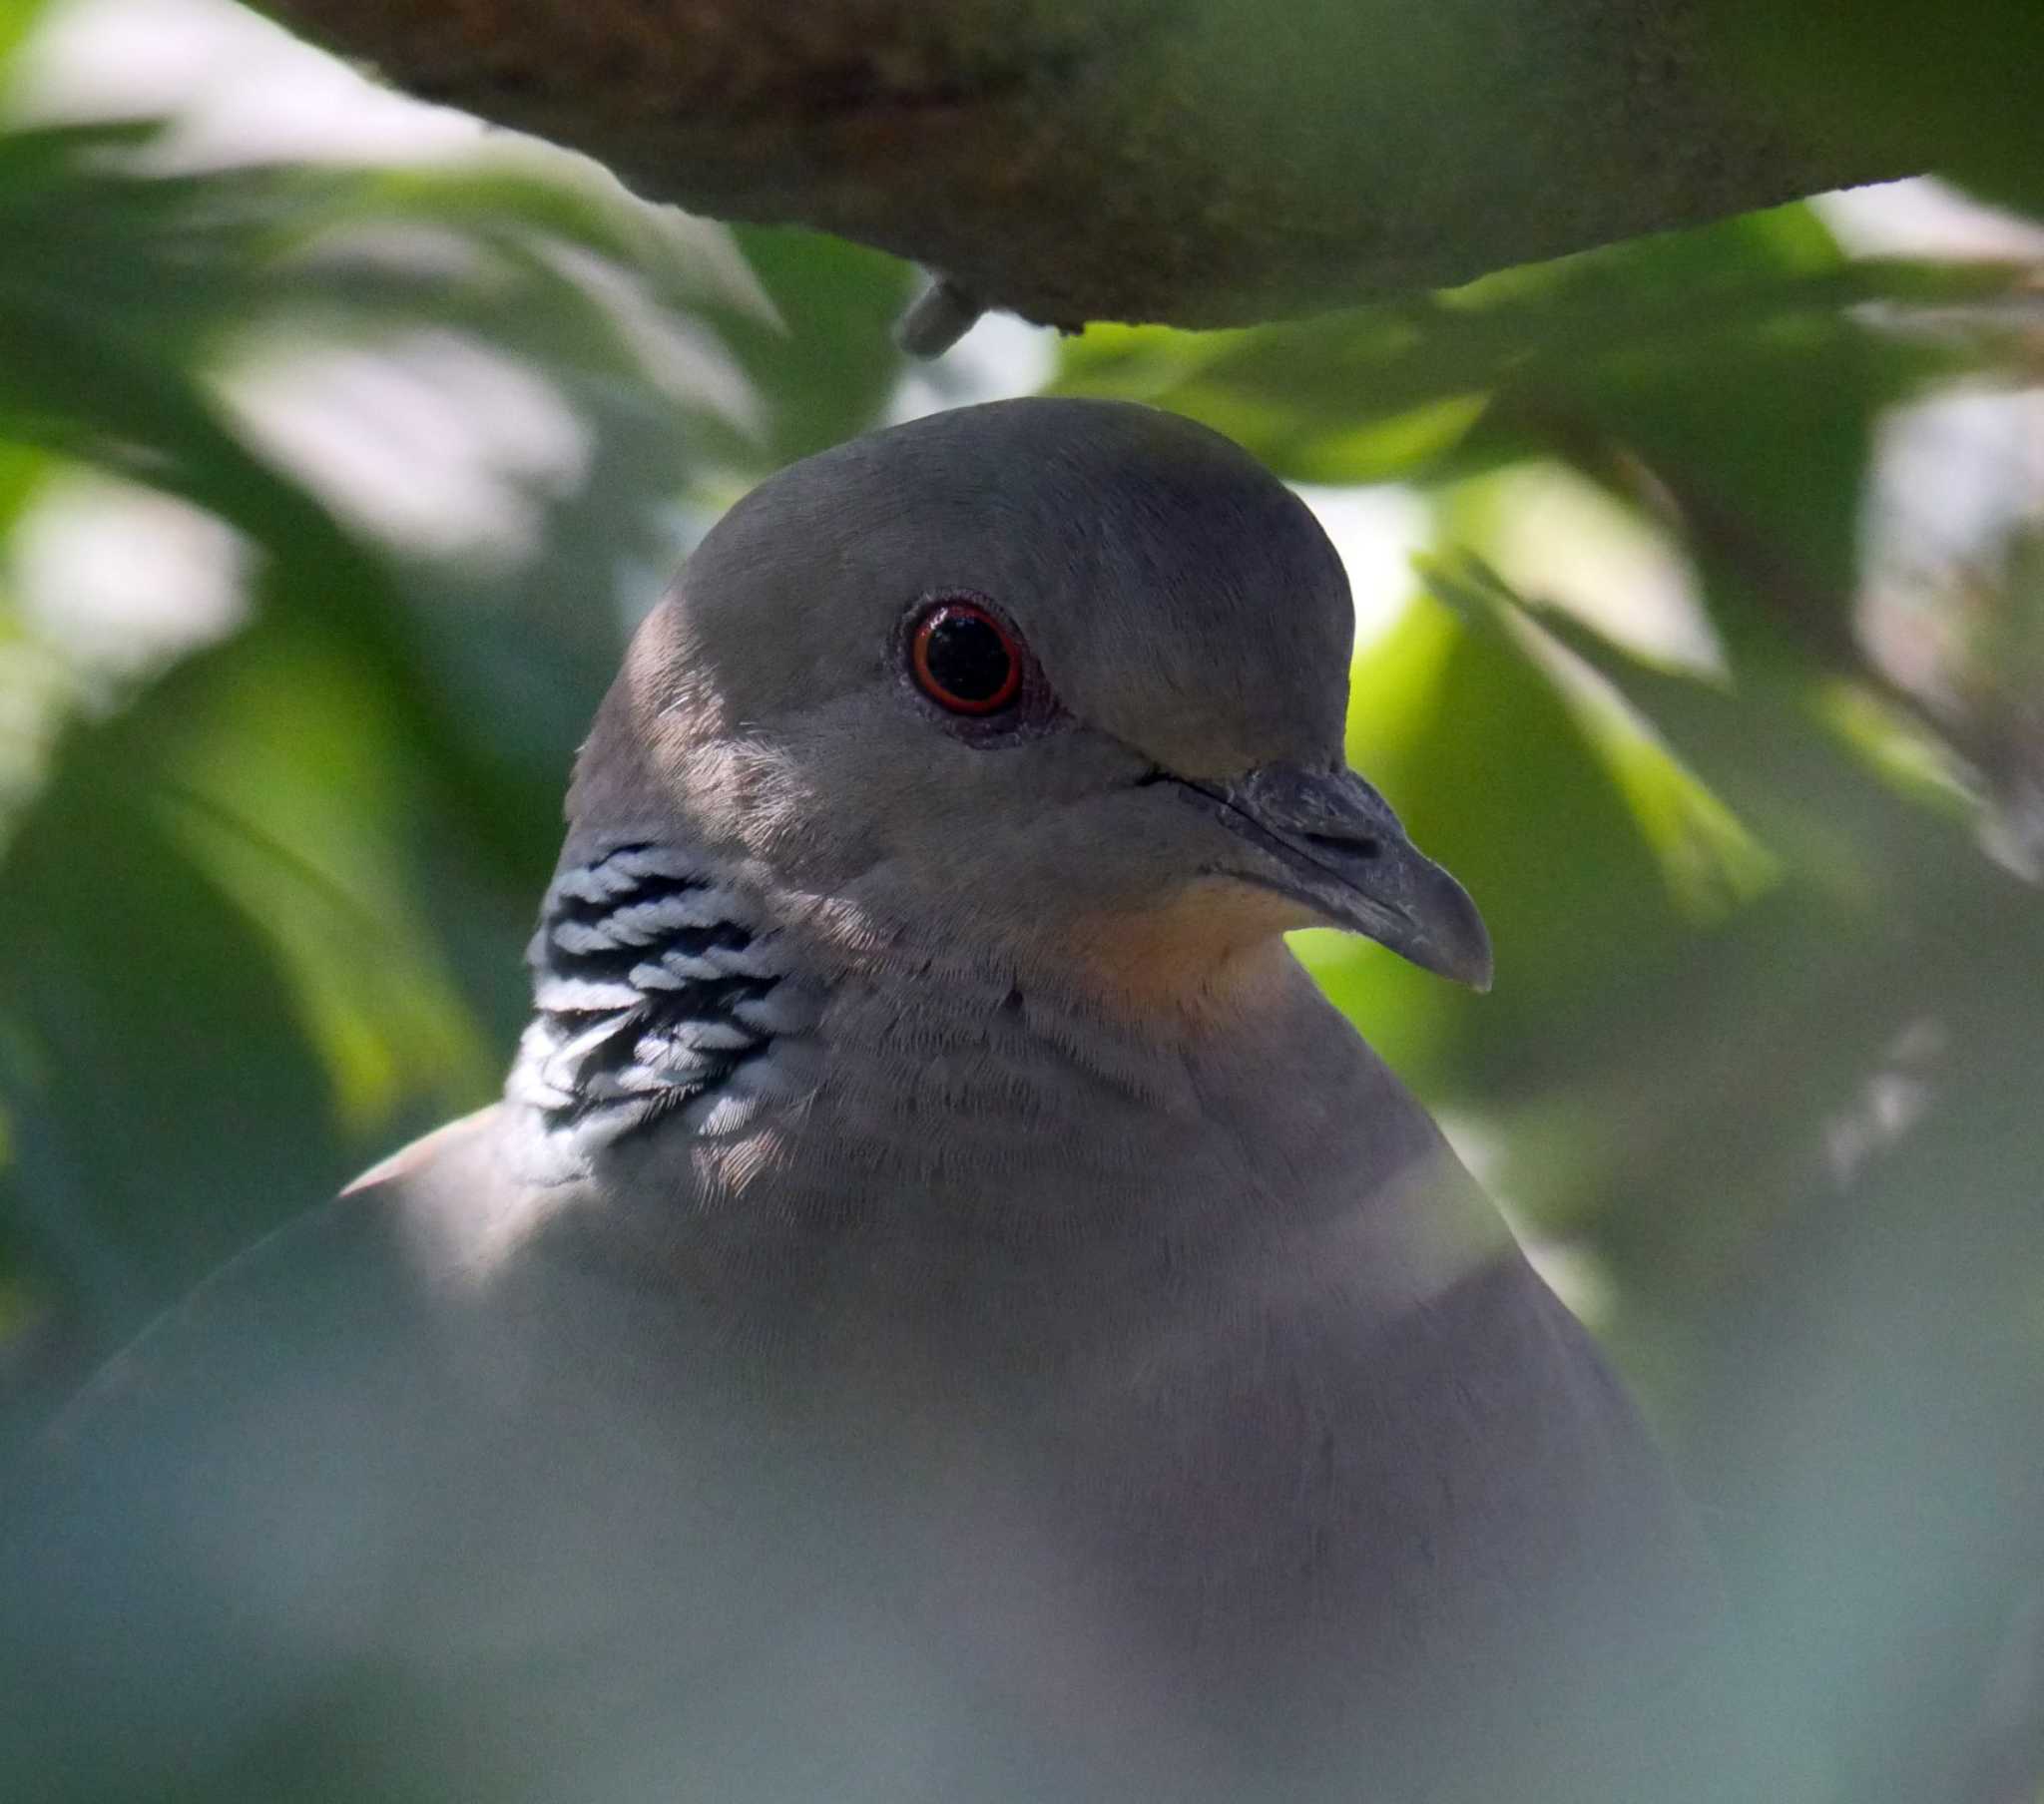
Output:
top-left (569, 398), bottom-right (1489, 1006)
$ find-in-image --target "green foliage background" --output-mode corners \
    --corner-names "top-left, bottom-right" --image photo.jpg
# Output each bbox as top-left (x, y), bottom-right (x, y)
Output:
top-left (1, 1), bottom-right (2040, 1796)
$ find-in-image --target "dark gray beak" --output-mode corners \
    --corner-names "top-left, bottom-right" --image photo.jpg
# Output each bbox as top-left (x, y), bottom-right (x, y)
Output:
top-left (1176, 763), bottom-right (1493, 989)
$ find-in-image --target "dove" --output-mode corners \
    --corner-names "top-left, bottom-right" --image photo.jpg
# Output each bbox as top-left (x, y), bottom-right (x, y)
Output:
top-left (2, 397), bottom-right (1759, 1803)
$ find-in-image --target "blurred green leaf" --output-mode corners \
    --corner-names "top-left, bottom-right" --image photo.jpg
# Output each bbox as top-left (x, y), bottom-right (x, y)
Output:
top-left (0, 109), bottom-right (819, 1414)
top-left (1310, 583), bottom-right (1693, 1094)
top-left (0, 0), bottom-right (56, 93)
top-left (1471, 559), bottom-right (1985, 903)
top-left (1421, 554), bottom-right (1779, 921)
top-left (1057, 207), bottom-right (2033, 508)
top-left (716, 225), bottom-right (916, 467)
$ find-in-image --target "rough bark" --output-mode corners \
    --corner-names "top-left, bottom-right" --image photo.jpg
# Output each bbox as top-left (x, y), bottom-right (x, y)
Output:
top-left (259, 0), bottom-right (1926, 329)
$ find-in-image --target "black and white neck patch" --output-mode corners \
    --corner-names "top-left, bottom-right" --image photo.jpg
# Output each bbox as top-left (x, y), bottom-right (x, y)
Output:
top-left (508, 842), bottom-right (819, 1153)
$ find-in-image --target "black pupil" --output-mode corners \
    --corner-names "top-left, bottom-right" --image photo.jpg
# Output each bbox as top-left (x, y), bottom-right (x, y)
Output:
top-left (925, 612), bottom-right (1014, 703)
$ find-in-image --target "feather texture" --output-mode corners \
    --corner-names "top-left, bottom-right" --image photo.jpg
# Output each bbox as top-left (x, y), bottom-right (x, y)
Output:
top-left (509, 840), bottom-right (817, 1152)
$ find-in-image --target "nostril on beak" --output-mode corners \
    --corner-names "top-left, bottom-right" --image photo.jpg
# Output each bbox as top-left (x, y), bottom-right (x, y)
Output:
top-left (1307, 832), bottom-right (1380, 861)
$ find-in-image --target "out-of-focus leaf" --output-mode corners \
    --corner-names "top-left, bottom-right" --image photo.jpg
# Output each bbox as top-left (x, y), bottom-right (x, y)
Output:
top-left (0, 121), bottom-right (776, 863)
top-left (0, 0), bottom-right (57, 100)
top-left (1405, 556), bottom-right (2034, 1401)
top-left (714, 225), bottom-right (915, 467)
top-left (0, 580), bottom-right (536, 1438)
top-left (1057, 207), bottom-right (2035, 498)
top-left (0, 441), bottom-right (63, 839)
top-left (1422, 555), bottom-right (1779, 922)
top-left (1310, 585), bottom-right (1692, 1094)
top-left (0, 112), bottom-right (816, 1418)
top-left (0, 126), bottom-right (763, 386)
top-left (1480, 564), bottom-right (1987, 903)
top-left (155, 625), bottom-right (497, 1130)
top-left (0, 673), bottom-right (350, 1349)
top-left (1676, 931), bottom-right (2044, 1803)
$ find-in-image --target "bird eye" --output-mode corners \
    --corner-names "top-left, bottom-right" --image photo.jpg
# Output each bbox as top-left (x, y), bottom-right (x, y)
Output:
top-left (909, 599), bottom-right (1024, 716)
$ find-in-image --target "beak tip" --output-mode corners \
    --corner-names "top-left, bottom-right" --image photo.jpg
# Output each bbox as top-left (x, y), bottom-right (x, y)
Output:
top-left (1437, 937), bottom-right (1494, 994)
top-left (1463, 915), bottom-right (1496, 992)
top-left (1420, 868), bottom-right (1494, 993)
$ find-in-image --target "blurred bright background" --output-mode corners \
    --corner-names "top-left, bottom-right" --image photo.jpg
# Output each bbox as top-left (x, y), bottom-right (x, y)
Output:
top-left (1, 0), bottom-right (2041, 1797)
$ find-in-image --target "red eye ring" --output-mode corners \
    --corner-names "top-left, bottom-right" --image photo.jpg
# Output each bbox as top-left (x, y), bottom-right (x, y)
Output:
top-left (909, 599), bottom-right (1024, 716)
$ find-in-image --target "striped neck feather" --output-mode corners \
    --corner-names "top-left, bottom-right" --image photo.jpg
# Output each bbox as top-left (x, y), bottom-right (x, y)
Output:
top-left (507, 840), bottom-right (819, 1155)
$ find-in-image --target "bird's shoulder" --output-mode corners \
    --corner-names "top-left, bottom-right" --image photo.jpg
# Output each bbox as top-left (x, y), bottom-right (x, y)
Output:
top-left (0, 1103), bottom-right (744, 1803)
top-left (26, 1105), bottom-right (514, 1457)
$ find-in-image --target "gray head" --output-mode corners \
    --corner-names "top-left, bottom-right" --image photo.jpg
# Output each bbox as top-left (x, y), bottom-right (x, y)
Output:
top-left (564, 398), bottom-right (1488, 1013)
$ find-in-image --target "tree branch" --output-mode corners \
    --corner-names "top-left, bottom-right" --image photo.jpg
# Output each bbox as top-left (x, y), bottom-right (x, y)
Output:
top-left (256, 0), bottom-right (1928, 329)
